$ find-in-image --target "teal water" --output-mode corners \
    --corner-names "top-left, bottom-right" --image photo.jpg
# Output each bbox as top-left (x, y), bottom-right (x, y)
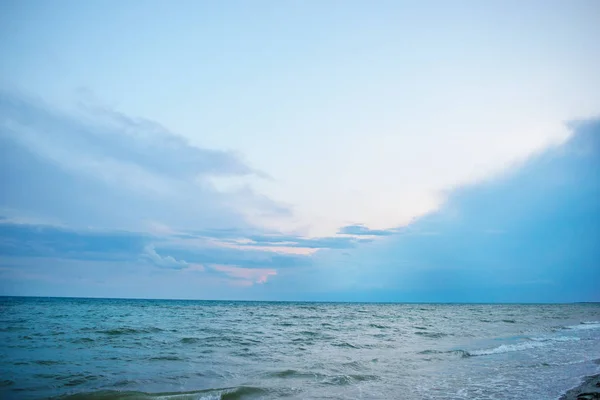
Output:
top-left (1, 297), bottom-right (599, 399)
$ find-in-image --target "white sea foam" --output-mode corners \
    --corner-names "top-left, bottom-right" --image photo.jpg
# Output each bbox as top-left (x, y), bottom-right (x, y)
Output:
top-left (565, 322), bottom-right (600, 331)
top-left (469, 336), bottom-right (580, 356)
top-left (470, 341), bottom-right (546, 356)
top-left (530, 336), bottom-right (581, 342)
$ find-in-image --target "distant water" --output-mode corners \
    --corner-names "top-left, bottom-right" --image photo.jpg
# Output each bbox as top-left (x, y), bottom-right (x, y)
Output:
top-left (1, 298), bottom-right (599, 400)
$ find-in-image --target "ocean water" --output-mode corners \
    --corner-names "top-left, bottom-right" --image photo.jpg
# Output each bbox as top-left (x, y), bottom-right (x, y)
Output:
top-left (1, 298), bottom-right (599, 400)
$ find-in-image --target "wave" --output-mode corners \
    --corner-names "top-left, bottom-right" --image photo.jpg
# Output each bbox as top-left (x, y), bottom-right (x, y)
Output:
top-left (268, 363), bottom-right (372, 380)
top-left (418, 349), bottom-right (470, 358)
top-left (321, 374), bottom-right (379, 385)
top-left (180, 337), bottom-right (200, 344)
top-left (469, 342), bottom-right (552, 356)
top-left (267, 369), bottom-right (323, 379)
top-left (95, 327), bottom-right (164, 336)
top-left (0, 326), bottom-right (25, 332)
top-left (342, 360), bottom-right (366, 371)
top-left (267, 369), bottom-right (379, 385)
top-left (71, 337), bottom-right (95, 344)
top-left (529, 336), bottom-right (581, 343)
top-left (148, 355), bottom-right (185, 361)
top-left (368, 323), bottom-right (389, 329)
top-left (565, 322), bottom-right (600, 331)
top-left (467, 336), bottom-right (581, 357)
top-left (57, 386), bottom-right (267, 400)
top-left (34, 360), bottom-right (64, 366)
top-left (331, 341), bottom-right (360, 349)
top-left (298, 330), bottom-right (318, 337)
top-left (419, 336), bottom-right (582, 358)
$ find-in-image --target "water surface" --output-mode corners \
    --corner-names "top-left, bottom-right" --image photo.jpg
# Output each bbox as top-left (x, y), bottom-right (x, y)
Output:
top-left (1, 297), bottom-right (599, 399)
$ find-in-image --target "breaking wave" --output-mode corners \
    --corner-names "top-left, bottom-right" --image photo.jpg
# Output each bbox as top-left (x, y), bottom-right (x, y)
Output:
top-left (564, 321), bottom-right (600, 331)
top-left (57, 386), bottom-right (267, 400)
top-left (420, 336), bottom-right (583, 358)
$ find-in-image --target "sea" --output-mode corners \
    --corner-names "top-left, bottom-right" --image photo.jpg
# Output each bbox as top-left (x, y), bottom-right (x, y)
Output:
top-left (1, 297), bottom-right (599, 400)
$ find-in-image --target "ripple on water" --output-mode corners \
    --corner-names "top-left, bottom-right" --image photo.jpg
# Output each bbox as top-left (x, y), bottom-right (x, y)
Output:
top-left (71, 337), bottom-right (95, 344)
top-left (341, 360), bottom-right (366, 371)
top-left (331, 341), bottom-right (360, 349)
top-left (33, 360), bottom-right (64, 366)
top-left (0, 326), bottom-right (25, 332)
top-left (414, 331), bottom-right (449, 338)
top-left (321, 374), bottom-right (379, 386)
top-left (60, 375), bottom-right (100, 388)
top-left (86, 327), bottom-right (164, 336)
top-left (267, 369), bottom-right (321, 379)
top-left (418, 349), bottom-right (470, 358)
top-left (180, 337), bottom-right (200, 344)
top-left (368, 323), bottom-right (389, 329)
top-left (149, 355), bottom-right (186, 361)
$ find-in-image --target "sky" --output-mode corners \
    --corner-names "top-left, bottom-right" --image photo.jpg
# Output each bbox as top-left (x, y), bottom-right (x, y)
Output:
top-left (0, 0), bottom-right (599, 302)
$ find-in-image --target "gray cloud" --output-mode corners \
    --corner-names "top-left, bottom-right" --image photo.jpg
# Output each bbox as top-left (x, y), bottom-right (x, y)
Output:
top-left (301, 118), bottom-right (600, 302)
top-left (0, 91), bottom-right (287, 231)
top-left (1, 92), bottom-right (259, 180)
top-left (0, 220), bottom-right (312, 271)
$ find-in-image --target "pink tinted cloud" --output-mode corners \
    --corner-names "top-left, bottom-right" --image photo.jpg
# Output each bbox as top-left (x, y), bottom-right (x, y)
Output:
top-left (211, 264), bottom-right (277, 285)
top-left (207, 239), bottom-right (318, 256)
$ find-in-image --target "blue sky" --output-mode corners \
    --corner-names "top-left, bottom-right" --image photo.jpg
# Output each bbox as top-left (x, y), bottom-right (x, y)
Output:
top-left (0, 1), bottom-right (599, 301)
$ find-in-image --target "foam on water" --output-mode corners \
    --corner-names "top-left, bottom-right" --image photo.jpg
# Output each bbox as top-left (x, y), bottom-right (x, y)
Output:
top-left (422, 336), bottom-right (585, 358)
top-left (530, 336), bottom-right (582, 342)
top-left (565, 322), bottom-right (600, 331)
top-left (468, 338), bottom-right (579, 357)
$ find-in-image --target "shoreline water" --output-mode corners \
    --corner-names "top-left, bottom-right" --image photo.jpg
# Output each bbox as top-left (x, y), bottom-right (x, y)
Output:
top-left (2, 298), bottom-right (599, 399)
top-left (560, 374), bottom-right (600, 400)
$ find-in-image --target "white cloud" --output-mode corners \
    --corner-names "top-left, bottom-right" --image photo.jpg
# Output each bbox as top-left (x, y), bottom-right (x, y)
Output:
top-left (142, 245), bottom-right (188, 269)
top-left (211, 264), bottom-right (277, 285)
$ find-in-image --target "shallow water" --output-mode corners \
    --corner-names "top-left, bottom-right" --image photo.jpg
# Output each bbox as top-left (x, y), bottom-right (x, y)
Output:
top-left (1, 297), bottom-right (599, 399)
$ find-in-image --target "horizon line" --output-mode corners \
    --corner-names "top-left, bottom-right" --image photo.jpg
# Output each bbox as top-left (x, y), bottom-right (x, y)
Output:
top-left (0, 295), bottom-right (597, 305)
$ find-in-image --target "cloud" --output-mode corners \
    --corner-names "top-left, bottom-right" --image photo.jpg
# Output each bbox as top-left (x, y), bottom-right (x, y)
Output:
top-left (0, 220), bottom-right (314, 271)
top-left (0, 221), bottom-right (285, 295)
top-left (211, 264), bottom-right (277, 285)
top-left (1, 88), bottom-right (598, 302)
top-left (2, 92), bottom-right (259, 180)
top-left (289, 118), bottom-right (600, 302)
top-left (0, 221), bottom-right (147, 261)
top-left (212, 233), bottom-right (368, 250)
top-left (153, 237), bottom-right (313, 270)
top-left (337, 224), bottom-right (397, 236)
top-left (142, 245), bottom-right (189, 270)
top-left (0, 91), bottom-right (287, 231)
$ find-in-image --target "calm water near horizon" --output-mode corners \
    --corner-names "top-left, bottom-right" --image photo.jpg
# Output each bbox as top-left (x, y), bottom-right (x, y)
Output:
top-left (1, 297), bottom-right (599, 399)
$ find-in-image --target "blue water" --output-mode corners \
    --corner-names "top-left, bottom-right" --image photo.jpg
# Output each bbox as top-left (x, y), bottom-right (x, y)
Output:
top-left (1, 297), bottom-right (599, 399)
